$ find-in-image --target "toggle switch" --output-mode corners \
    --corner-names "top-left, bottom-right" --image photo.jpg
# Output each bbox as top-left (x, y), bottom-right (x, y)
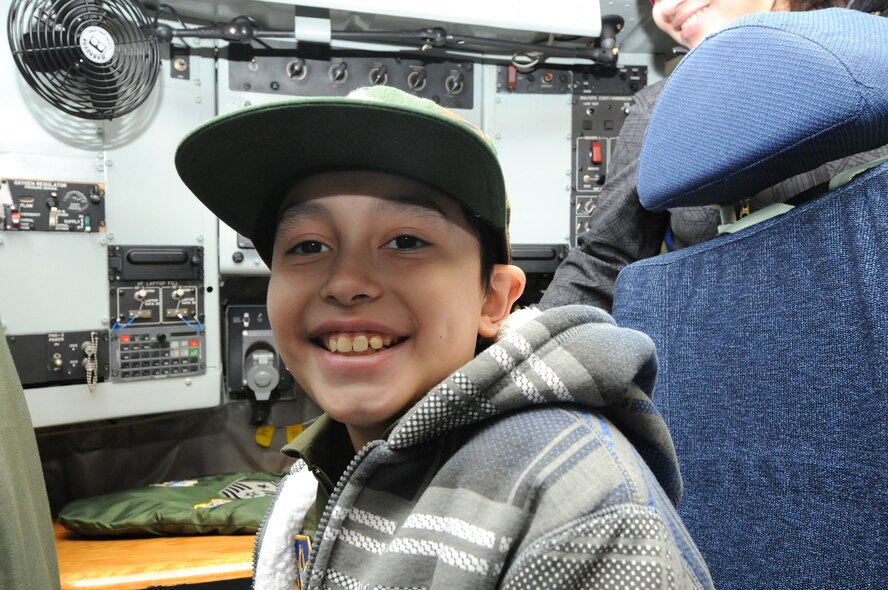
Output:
top-left (590, 141), bottom-right (603, 165)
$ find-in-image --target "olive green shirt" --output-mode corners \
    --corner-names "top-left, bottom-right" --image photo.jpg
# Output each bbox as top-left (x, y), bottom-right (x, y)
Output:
top-left (0, 325), bottom-right (60, 589)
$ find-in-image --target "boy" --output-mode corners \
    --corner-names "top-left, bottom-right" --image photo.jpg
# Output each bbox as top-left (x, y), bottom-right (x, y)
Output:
top-left (175, 86), bottom-right (713, 589)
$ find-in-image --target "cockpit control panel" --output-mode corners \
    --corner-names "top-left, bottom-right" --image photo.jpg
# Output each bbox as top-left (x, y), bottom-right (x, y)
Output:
top-left (228, 43), bottom-right (474, 109)
top-left (1, 178), bottom-right (106, 233)
top-left (107, 246), bottom-right (207, 383)
top-left (226, 305), bottom-right (292, 401)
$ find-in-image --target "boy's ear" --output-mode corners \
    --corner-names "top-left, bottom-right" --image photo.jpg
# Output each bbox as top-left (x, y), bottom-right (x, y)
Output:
top-left (479, 264), bottom-right (527, 339)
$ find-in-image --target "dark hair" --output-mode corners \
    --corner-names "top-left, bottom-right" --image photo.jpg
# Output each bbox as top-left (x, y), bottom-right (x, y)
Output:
top-left (459, 205), bottom-right (500, 295)
top-left (789, 0), bottom-right (847, 10)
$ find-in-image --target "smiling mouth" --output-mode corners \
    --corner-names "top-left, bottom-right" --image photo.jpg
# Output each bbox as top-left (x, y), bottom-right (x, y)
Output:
top-left (680, 6), bottom-right (709, 33)
top-left (314, 332), bottom-right (406, 355)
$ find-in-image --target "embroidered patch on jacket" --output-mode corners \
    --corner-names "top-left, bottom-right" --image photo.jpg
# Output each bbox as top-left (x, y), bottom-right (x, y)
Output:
top-left (150, 479), bottom-right (199, 487)
top-left (193, 498), bottom-right (233, 510)
top-left (219, 478), bottom-right (279, 499)
top-left (294, 534), bottom-right (312, 589)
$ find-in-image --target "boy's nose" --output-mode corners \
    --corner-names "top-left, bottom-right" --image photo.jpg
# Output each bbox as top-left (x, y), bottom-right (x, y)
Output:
top-left (319, 254), bottom-right (383, 306)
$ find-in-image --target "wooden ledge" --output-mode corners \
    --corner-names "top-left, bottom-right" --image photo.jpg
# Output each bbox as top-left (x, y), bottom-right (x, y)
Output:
top-left (54, 523), bottom-right (254, 589)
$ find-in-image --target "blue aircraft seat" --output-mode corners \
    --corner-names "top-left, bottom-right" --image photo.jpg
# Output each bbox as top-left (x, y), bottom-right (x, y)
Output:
top-left (613, 9), bottom-right (888, 590)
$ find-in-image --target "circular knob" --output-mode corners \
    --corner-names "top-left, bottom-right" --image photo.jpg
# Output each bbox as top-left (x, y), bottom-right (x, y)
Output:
top-left (286, 58), bottom-right (307, 80)
top-left (368, 65), bottom-right (388, 86)
top-left (328, 62), bottom-right (348, 85)
top-left (407, 68), bottom-right (427, 92)
top-left (444, 71), bottom-right (464, 95)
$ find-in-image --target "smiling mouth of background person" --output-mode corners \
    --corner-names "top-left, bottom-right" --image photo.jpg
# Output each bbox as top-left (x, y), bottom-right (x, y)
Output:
top-left (680, 6), bottom-right (710, 33)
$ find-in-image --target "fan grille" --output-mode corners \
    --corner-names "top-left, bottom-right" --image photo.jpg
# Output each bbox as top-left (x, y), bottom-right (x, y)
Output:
top-left (8, 0), bottom-right (160, 120)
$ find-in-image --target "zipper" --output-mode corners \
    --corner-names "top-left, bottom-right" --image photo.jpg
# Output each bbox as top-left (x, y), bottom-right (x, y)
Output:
top-left (302, 440), bottom-right (381, 586)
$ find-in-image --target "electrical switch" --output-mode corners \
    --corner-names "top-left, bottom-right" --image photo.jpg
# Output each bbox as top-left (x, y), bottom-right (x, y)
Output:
top-left (590, 141), bottom-right (603, 165)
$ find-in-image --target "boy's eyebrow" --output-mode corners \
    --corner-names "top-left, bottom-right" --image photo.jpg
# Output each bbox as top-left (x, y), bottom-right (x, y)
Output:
top-left (374, 195), bottom-right (451, 222)
top-left (276, 200), bottom-right (329, 233)
top-left (277, 194), bottom-right (454, 231)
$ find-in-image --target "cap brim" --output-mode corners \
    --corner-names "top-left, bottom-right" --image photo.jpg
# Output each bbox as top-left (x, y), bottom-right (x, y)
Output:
top-left (175, 96), bottom-right (507, 266)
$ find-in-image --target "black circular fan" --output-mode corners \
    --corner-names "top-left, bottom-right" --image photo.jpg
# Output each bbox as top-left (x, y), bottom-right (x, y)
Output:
top-left (7, 0), bottom-right (160, 120)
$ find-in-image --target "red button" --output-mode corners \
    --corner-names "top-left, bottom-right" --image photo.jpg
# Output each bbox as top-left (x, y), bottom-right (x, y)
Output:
top-left (189, 339), bottom-right (199, 347)
top-left (119, 334), bottom-right (131, 343)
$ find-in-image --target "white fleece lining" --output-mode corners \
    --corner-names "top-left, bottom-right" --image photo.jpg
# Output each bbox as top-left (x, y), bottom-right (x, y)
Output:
top-left (253, 460), bottom-right (319, 590)
top-left (497, 307), bottom-right (543, 341)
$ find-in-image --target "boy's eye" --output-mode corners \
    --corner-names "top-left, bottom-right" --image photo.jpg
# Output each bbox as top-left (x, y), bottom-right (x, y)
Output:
top-left (289, 240), bottom-right (330, 255)
top-left (384, 235), bottom-right (429, 250)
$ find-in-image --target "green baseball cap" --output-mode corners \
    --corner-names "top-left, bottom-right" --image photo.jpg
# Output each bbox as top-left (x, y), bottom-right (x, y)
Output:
top-left (175, 86), bottom-right (510, 267)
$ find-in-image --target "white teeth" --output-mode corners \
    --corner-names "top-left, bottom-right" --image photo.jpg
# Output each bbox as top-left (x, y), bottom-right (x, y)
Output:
top-left (323, 333), bottom-right (398, 354)
top-left (680, 7), bottom-right (707, 32)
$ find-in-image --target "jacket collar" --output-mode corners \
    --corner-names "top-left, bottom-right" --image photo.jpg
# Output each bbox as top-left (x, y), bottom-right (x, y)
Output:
top-left (281, 414), bottom-right (355, 492)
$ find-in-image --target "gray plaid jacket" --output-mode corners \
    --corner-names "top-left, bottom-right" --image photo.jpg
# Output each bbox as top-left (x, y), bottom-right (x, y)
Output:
top-left (257, 306), bottom-right (713, 589)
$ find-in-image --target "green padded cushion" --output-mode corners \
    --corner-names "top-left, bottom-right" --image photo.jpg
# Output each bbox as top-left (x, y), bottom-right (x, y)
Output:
top-left (58, 471), bottom-right (285, 536)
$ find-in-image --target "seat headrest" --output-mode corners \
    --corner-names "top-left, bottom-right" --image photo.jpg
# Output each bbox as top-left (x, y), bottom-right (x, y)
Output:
top-left (637, 9), bottom-right (888, 211)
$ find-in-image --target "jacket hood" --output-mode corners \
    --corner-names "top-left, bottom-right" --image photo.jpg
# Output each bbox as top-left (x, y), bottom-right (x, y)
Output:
top-left (387, 304), bottom-right (683, 503)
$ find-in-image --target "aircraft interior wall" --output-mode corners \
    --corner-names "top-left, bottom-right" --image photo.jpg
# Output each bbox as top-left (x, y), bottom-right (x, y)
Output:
top-left (0, 0), bottom-right (670, 513)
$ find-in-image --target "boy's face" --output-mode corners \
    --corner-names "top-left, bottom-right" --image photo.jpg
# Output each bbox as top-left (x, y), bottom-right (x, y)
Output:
top-left (267, 170), bottom-right (491, 445)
